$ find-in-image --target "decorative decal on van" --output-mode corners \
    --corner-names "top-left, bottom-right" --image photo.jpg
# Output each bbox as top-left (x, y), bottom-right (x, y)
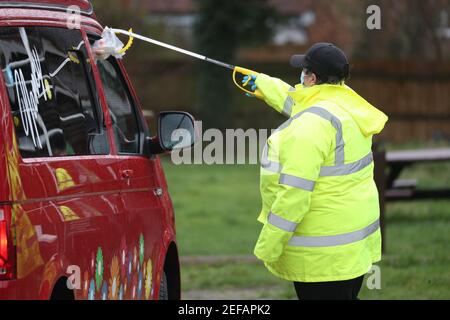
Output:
top-left (88, 279), bottom-right (95, 300)
top-left (127, 250), bottom-right (133, 282)
top-left (118, 284), bottom-right (124, 300)
top-left (90, 252), bottom-right (95, 274)
top-left (82, 235), bottom-right (153, 300)
top-left (108, 255), bottom-right (120, 300)
top-left (82, 271), bottom-right (89, 298)
top-left (139, 234), bottom-right (145, 266)
top-left (120, 237), bottom-right (127, 279)
top-left (131, 273), bottom-right (137, 299)
top-left (95, 247), bottom-right (104, 291)
top-left (133, 246), bottom-right (138, 271)
top-left (137, 271), bottom-right (144, 299)
top-left (144, 258), bottom-right (153, 299)
top-left (101, 281), bottom-right (108, 300)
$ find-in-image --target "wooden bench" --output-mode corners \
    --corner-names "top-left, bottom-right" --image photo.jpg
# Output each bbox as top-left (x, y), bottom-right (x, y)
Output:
top-left (373, 147), bottom-right (450, 251)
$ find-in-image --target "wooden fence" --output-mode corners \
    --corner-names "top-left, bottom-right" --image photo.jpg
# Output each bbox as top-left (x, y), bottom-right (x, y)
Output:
top-left (349, 61), bottom-right (450, 142)
top-left (130, 59), bottom-right (450, 142)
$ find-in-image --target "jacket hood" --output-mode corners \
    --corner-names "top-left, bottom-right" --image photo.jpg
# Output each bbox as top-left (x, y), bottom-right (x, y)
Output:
top-left (290, 84), bottom-right (388, 137)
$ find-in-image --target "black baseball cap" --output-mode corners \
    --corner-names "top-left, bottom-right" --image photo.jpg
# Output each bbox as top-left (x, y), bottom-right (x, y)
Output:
top-left (290, 43), bottom-right (349, 80)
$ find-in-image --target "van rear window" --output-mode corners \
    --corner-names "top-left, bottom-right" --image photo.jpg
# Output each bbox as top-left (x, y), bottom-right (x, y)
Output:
top-left (0, 27), bottom-right (108, 158)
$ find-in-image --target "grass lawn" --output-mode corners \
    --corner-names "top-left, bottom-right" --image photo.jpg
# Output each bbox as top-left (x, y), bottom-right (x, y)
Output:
top-left (161, 155), bottom-right (450, 300)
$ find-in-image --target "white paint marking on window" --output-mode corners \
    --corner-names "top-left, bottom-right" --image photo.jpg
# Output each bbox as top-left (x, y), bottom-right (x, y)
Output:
top-left (13, 28), bottom-right (51, 149)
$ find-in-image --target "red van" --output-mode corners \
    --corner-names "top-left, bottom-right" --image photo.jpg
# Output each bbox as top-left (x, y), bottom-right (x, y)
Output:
top-left (0, 0), bottom-right (196, 300)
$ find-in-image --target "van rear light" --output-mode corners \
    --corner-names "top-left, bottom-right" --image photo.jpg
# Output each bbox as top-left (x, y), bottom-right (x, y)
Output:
top-left (0, 221), bottom-right (6, 265)
top-left (0, 207), bottom-right (15, 280)
top-left (0, 213), bottom-right (8, 274)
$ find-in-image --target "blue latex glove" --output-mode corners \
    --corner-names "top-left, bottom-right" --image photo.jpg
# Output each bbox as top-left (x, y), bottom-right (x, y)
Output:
top-left (242, 75), bottom-right (257, 97)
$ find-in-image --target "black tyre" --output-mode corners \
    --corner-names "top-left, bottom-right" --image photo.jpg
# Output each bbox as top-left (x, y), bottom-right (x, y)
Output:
top-left (158, 271), bottom-right (169, 300)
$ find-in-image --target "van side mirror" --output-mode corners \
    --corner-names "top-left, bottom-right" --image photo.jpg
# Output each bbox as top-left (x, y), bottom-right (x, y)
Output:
top-left (147, 111), bottom-right (197, 155)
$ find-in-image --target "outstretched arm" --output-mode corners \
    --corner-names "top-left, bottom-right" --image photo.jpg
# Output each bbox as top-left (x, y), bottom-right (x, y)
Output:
top-left (246, 73), bottom-right (296, 118)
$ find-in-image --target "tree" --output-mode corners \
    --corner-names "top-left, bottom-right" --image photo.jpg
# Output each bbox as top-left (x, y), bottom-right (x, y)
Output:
top-left (349, 0), bottom-right (449, 60)
top-left (194, 0), bottom-right (277, 130)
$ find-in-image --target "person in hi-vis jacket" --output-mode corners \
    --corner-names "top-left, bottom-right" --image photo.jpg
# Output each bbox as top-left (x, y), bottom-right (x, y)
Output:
top-left (243, 43), bottom-right (388, 300)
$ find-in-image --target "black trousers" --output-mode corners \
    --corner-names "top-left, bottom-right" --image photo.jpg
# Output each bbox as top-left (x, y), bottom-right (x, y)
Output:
top-left (294, 275), bottom-right (365, 300)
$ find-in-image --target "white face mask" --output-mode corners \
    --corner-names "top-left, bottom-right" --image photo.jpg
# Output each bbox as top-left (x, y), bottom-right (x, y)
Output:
top-left (300, 70), bottom-right (306, 85)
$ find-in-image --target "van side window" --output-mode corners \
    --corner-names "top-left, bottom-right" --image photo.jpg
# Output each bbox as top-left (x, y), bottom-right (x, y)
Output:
top-left (0, 27), bottom-right (108, 158)
top-left (96, 58), bottom-right (141, 154)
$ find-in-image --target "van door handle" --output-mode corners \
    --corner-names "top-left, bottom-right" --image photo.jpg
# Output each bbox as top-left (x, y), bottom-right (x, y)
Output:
top-left (153, 187), bottom-right (163, 197)
top-left (121, 169), bottom-right (134, 178)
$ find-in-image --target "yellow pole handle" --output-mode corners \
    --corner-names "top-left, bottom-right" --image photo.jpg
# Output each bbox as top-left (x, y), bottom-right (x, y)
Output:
top-left (233, 66), bottom-right (263, 99)
top-left (118, 28), bottom-right (135, 54)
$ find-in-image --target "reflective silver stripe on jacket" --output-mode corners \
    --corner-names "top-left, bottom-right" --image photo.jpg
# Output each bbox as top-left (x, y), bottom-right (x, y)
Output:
top-left (261, 160), bottom-right (282, 173)
top-left (268, 212), bottom-right (298, 232)
top-left (282, 96), bottom-right (294, 117)
top-left (264, 106), bottom-right (344, 168)
top-left (260, 143), bottom-right (282, 173)
top-left (320, 152), bottom-right (373, 177)
top-left (288, 219), bottom-right (380, 247)
top-left (260, 105), bottom-right (372, 176)
top-left (305, 107), bottom-right (344, 166)
top-left (279, 173), bottom-right (315, 191)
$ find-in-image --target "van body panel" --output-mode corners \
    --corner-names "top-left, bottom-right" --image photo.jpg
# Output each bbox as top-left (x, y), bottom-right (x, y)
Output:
top-left (0, 68), bottom-right (12, 203)
top-left (0, 2), bottom-right (180, 300)
top-left (0, 7), bottom-right (102, 32)
top-left (0, 0), bottom-right (93, 15)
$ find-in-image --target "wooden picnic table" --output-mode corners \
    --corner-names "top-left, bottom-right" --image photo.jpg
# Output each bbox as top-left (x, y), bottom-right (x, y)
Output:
top-left (384, 148), bottom-right (450, 200)
top-left (386, 148), bottom-right (450, 163)
top-left (373, 147), bottom-right (450, 252)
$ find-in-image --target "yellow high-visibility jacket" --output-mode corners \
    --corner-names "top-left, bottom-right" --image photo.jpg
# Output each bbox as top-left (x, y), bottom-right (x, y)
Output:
top-left (254, 74), bottom-right (388, 282)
